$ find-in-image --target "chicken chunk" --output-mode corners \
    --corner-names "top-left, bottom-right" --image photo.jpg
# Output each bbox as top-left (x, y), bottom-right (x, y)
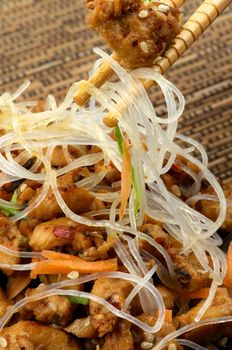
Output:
top-left (138, 223), bottom-right (169, 258)
top-left (101, 320), bottom-right (133, 350)
top-left (198, 182), bottom-right (232, 232)
top-left (0, 321), bottom-right (80, 350)
top-left (87, 0), bottom-right (180, 68)
top-left (29, 217), bottom-right (77, 251)
top-left (29, 186), bottom-right (95, 221)
top-left (0, 217), bottom-right (25, 275)
top-left (90, 278), bottom-right (133, 336)
top-left (156, 284), bottom-right (176, 309)
top-left (20, 288), bottom-right (74, 326)
top-left (65, 316), bottom-right (97, 338)
top-left (0, 288), bottom-right (11, 318)
top-left (170, 250), bottom-right (211, 292)
top-left (175, 290), bottom-right (232, 343)
top-left (29, 217), bottom-right (104, 253)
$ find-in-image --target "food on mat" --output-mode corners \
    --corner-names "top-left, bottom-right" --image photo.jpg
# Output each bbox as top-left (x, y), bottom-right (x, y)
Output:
top-left (0, 45), bottom-right (231, 350)
top-left (87, 0), bottom-right (181, 68)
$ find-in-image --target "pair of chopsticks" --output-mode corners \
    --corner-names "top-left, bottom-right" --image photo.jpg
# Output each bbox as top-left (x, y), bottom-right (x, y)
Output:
top-left (74, 0), bottom-right (231, 126)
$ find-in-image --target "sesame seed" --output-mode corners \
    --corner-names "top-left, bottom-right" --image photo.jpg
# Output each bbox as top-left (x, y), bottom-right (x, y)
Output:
top-left (158, 4), bottom-right (169, 13)
top-left (144, 332), bottom-right (155, 342)
top-left (138, 10), bottom-right (149, 19)
top-left (140, 41), bottom-right (149, 53)
top-left (171, 185), bottom-right (181, 197)
top-left (67, 271), bottom-right (79, 279)
top-left (141, 342), bottom-right (153, 349)
top-left (168, 344), bottom-right (177, 350)
top-left (0, 337), bottom-right (7, 348)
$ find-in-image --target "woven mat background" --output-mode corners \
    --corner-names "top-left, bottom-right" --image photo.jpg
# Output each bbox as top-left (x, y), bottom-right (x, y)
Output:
top-left (0, 0), bottom-right (232, 182)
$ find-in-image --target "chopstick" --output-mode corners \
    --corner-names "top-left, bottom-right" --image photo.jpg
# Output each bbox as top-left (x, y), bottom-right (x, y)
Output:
top-left (74, 0), bottom-right (185, 107)
top-left (74, 0), bottom-right (231, 126)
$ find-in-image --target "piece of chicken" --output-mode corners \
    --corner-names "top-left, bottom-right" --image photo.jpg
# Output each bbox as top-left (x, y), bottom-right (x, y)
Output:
top-left (20, 288), bottom-right (74, 327)
top-left (90, 278), bottom-right (133, 336)
top-left (170, 250), bottom-right (211, 292)
top-left (29, 217), bottom-right (104, 255)
top-left (0, 217), bottom-right (26, 276)
top-left (198, 182), bottom-right (232, 232)
top-left (0, 289), bottom-right (11, 318)
top-left (65, 316), bottom-right (97, 338)
top-left (101, 320), bottom-right (133, 350)
top-left (0, 321), bottom-right (80, 350)
top-left (174, 289), bottom-right (232, 344)
top-left (28, 185), bottom-right (96, 221)
top-left (87, 0), bottom-right (180, 68)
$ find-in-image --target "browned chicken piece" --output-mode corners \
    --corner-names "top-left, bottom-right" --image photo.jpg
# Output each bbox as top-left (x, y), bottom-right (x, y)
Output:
top-left (169, 249), bottom-right (211, 292)
top-left (87, 0), bottom-right (180, 69)
top-left (28, 185), bottom-right (96, 221)
top-left (20, 288), bottom-right (74, 327)
top-left (18, 218), bottom-right (39, 239)
top-left (6, 272), bottom-right (31, 299)
top-left (156, 284), bottom-right (176, 309)
top-left (133, 314), bottom-right (183, 350)
top-left (0, 217), bottom-right (26, 276)
top-left (90, 278), bottom-right (133, 336)
top-left (139, 223), bottom-right (169, 257)
top-left (175, 289), bottom-right (232, 344)
top-left (101, 320), bottom-right (133, 350)
top-left (65, 316), bottom-right (97, 338)
top-left (29, 217), bottom-right (104, 254)
top-left (29, 217), bottom-right (77, 251)
top-left (198, 182), bottom-right (232, 232)
top-left (51, 146), bottom-right (70, 167)
top-left (0, 288), bottom-right (11, 318)
top-left (0, 321), bottom-right (80, 350)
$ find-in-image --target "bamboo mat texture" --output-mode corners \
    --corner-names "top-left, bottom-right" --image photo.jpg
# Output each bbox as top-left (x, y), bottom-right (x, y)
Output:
top-left (0, 0), bottom-right (232, 182)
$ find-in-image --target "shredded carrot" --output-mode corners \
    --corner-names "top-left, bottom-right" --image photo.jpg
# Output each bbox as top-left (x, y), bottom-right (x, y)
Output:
top-left (6, 272), bottom-right (31, 299)
top-left (41, 250), bottom-right (77, 261)
top-left (164, 309), bottom-right (172, 323)
top-left (224, 241), bottom-right (232, 288)
top-left (182, 287), bottom-right (228, 300)
top-left (119, 139), bottom-right (132, 220)
top-left (30, 251), bottom-right (118, 279)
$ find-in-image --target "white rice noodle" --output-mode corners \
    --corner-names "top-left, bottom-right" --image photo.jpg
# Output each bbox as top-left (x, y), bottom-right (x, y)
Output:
top-left (177, 339), bottom-right (208, 350)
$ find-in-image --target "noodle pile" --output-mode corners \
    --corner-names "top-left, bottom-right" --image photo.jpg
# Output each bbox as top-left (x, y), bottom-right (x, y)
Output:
top-left (0, 49), bottom-right (230, 349)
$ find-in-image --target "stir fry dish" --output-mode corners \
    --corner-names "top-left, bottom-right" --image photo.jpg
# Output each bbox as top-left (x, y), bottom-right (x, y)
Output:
top-left (0, 49), bottom-right (231, 350)
top-left (0, 1), bottom-right (232, 349)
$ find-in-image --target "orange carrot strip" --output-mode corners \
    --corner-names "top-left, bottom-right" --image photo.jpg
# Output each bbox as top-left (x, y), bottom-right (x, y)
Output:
top-left (41, 250), bottom-right (78, 261)
top-left (164, 309), bottom-right (172, 323)
top-left (31, 257), bottom-right (118, 279)
top-left (224, 242), bottom-right (232, 288)
top-left (119, 139), bottom-right (132, 220)
top-left (7, 272), bottom-right (31, 299)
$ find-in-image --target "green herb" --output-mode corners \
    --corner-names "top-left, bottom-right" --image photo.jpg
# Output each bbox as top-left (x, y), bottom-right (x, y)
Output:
top-left (115, 124), bottom-right (140, 215)
top-left (115, 124), bottom-right (123, 156)
top-left (67, 296), bottom-right (89, 305)
top-left (0, 189), bottom-right (21, 217)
